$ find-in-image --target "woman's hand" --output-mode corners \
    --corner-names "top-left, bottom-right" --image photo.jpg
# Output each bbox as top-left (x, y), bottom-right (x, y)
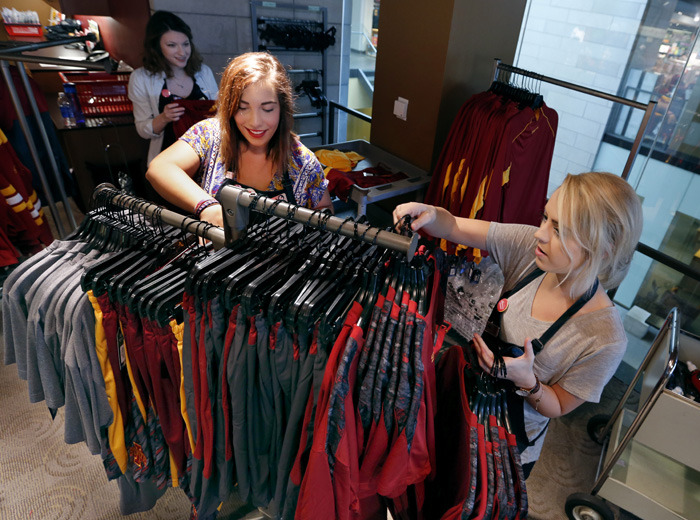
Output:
top-left (152, 103), bottom-right (186, 134)
top-left (472, 333), bottom-right (538, 389)
top-left (161, 102), bottom-right (186, 123)
top-left (393, 202), bottom-right (438, 232)
top-left (199, 203), bottom-right (224, 228)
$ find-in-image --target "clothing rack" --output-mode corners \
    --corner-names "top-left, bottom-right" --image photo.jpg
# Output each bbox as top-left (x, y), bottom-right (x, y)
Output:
top-left (217, 183), bottom-right (418, 256)
top-left (92, 183), bottom-right (227, 248)
top-left (91, 183), bottom-right (418, 257)
top-left (492, 58), bottom-right (657, 180)
top-left (0, 34), bottom-right (104, 237)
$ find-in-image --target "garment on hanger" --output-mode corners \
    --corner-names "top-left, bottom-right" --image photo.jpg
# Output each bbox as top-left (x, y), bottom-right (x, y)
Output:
top-left (0, 128), bottom-right (54, 261)
top-left (3, 187), bottom-right (457, 520)
top-left (0, 208), bottom-right (185, 515)
top-left (0, 65), bottom-right (78, 205)
top-left (424, 84), bottom-right (558, 259)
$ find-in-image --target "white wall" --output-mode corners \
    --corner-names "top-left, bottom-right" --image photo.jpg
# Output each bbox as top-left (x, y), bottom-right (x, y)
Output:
top-left (515, 0), bottom-right (646, 194)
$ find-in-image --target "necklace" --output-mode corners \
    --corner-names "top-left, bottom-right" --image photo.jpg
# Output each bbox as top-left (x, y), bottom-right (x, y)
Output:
top-left (170, 76), bottom-right (188, 90)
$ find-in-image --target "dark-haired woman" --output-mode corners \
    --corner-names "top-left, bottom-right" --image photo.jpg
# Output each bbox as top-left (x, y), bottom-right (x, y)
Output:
top-left (128, 10), bottom-right (218, 166)
top-left (146, 52), bottom-right (331, 227)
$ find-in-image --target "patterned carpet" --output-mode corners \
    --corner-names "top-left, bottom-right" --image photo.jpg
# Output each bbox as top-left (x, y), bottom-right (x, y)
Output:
top-left (0, 321), bottom-right (640, 520)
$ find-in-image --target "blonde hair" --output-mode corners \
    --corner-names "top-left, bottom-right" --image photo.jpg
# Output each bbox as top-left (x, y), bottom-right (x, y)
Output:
top-left (216, 52), bottom-right (295, 174)
top-left (556, 171), bottom-right (643, 297)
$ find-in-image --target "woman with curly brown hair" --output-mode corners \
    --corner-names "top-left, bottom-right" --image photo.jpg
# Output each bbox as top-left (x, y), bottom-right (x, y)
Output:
top-left (128, 10), bottom-right (218, 166)
top-left (147, 52), bottom-right (331, 227)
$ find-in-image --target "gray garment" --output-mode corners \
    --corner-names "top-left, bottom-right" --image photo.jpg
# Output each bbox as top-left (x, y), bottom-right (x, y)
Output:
top-left (486, 222), bottom-right (626, 464)
top-left (210, 298), bottom-right (233, 502)
top-left (37, 251), bottom-right (117, 410)
top-left (227, 306), bottom-right (251, 502)
top-left (2, 242), bottom-right (55, 365)
top-left (2, 240), bottom-right (82, 371)
top-left (64, 287), bottom-right (114, 455)
top-left (26, 250), bottom-right (100, 403)
top-left (182, 295), bottom-right (198, 441)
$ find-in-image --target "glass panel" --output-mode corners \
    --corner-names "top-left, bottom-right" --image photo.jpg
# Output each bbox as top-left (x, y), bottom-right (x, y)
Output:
top-left (344, 0), bottom-right (378, 142)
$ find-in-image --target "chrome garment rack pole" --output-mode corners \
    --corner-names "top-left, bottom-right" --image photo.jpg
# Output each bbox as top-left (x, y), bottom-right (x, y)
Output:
top-left (16, 62), bottom-right (77, 230)
top-left (217, 184), bottom-right (418, 257)
top-left (0, 34), bottom-right (101, 236)
top-left (492, 58), bottom-right (657, 180)
top-left (1, 60), bottom-right (66, 236)
top-left (92, 184), bottom-right (226, 248)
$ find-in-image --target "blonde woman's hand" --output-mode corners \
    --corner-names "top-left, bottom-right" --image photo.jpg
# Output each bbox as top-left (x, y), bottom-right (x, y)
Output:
top-left (393, 202), bottom-right (438, 232)
top-left (471, 333), bottom-right (538, 389)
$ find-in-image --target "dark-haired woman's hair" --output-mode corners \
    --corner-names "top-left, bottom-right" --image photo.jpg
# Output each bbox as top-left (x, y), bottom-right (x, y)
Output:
top-left (216, 52), bottom-right (296, 173)
top-left (142, 10), bottom-right (203, 77)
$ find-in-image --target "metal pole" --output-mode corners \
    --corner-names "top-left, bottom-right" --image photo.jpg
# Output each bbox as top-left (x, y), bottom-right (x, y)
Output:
top-left (16, 63), bottom-right (77, 230)
top-left (590, 308), bottom-right (678, 496)
top-left (495, 61), bottom-right (648, 110)
top-left (0, 34), bottom-right (95, 55)
top-left (218, 184), bottom-right (418, 257)
top-left (621, 99), bottom-right (657, 181)
top-left (0, 60), bottom-right (67, 237)
top-left (328, 102), bottom-right (336, 144)
top-left (0, 53), bottom-right (105, 70)
top-left (93, 184), bottom-right (226, 248)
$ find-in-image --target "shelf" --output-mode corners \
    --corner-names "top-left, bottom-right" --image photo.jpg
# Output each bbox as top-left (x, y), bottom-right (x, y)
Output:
top-left (601, 408), bottom-right (700, 520)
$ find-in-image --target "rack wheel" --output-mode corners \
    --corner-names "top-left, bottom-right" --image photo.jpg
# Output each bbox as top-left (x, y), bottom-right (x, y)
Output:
top-left (587, 414), bottom-right (610, 444)
top-left (565, 492), bottom-right (614, 520)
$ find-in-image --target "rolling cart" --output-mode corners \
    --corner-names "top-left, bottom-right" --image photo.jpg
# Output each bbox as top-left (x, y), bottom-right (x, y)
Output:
top-left (565, 307), bottom-right (700, 520)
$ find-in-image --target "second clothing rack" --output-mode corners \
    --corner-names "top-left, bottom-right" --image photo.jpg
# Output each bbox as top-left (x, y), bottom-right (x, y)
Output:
top-left (492, 58), bottom-right (657, 180)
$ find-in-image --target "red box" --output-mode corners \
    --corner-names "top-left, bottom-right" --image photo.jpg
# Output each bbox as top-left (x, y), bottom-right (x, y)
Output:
top-left (59, 71), bottom-right (133, 117)
top-left (3, 23), bottom-right (43, 41)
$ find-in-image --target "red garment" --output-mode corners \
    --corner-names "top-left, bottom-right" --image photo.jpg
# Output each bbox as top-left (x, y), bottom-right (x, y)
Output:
top-left (0, 133), bottom-right (54, 250)
top-left (142, 317), bottom-right (188, 473)
top-left (424, 92), bottom-right (557, 257)
top-left (96, 293), bottom-right (131, 427)
top-left (198, 300), bottom-right (216, 478)
top-left (326, 166), bottom-right (408, 202)
top-left (390, 255), bottom-right (445, 516)
top-left (296, 302), bottom-right (363, 520)
top-left (423, 346), bottom-right (473, 520)
top-left (172, 99), bottom-right (216, 138)
top-left (221, 305), bottom-right (239, 462)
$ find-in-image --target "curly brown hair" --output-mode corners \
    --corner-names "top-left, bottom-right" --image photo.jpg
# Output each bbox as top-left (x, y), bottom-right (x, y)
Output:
top-left (216, 52), bottom-right (296, 173)
top-left (142, 11), bottom-right (203, 78)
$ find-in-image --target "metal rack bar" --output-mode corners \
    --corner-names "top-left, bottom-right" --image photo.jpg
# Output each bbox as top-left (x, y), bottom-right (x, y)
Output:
top-left (1, 60), bottom-right (67, 236)
top-left (16, 62), bottom-right (77, 230)
top-left (217, 184), bottom-right (418, 257)
top-left (0, 34), bottom-right (96, 55)
top-left (92, 184), bottom-right (226, 248)
top-left (0, 34), bottom-right (105, 237)
top-left (492, 58), bottom-right (657, 180)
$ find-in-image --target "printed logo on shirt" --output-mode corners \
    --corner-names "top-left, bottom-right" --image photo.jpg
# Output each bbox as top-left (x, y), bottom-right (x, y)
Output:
top-left (117, 324), bottom-right (127, 368)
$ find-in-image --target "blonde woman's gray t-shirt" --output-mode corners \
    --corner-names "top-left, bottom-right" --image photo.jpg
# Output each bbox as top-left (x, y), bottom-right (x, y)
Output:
top-left (485, 222), bottom-right (626, 464)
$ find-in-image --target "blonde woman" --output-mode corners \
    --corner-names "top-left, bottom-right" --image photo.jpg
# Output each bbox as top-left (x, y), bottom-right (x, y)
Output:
top-left (394, 171), bottom-right (643, 477)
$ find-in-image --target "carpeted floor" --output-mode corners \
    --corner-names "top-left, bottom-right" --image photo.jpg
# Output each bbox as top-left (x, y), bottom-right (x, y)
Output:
top-left (0, 329), bottom-right (643, 520)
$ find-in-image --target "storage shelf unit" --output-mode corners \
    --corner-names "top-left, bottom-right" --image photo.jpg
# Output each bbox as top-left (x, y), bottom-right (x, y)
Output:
top-left (250, 1), bottom-right (330, 145)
